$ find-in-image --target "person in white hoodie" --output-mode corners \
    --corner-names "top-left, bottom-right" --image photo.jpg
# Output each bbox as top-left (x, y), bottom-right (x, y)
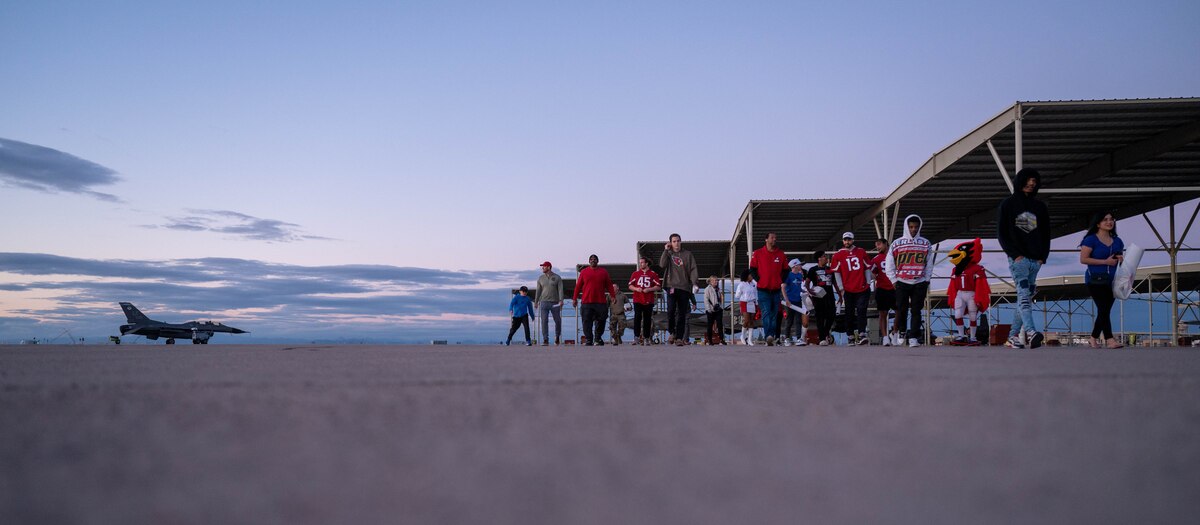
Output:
top-left (885, 214), bottom-right (934, 347)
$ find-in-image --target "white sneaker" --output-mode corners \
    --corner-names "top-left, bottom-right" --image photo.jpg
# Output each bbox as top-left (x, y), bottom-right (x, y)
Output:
top-left (795, 337), bottom-right (807, 347)
top-left (781, 338), bottom-right (792, 347)
top-left (908, 338), bottom-right (919, 348)
top-left (882, 335), bottom-right (892, 347)
top-left (818, 339), bottom-right (829, 346)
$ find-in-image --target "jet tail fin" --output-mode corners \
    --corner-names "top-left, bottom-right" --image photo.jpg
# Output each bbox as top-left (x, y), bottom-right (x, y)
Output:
top-left (119, 302), bottom-right (152, 324)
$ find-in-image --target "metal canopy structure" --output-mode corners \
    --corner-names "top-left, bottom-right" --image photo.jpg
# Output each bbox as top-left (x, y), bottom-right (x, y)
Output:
top-left (835, 98), bottom-right (1200, 247)
top-left (729, 199), bottom-right (883, 271)
top-left (626, 98), bottom-right (1199, 345)
top-left (724, 99), bottom-right (1200, 257)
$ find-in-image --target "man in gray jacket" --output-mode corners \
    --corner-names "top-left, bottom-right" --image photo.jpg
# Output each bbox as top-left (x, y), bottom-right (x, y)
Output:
top-left (534, 261), bottom-right (564, 345)
top-left (659, 233), bottom-right (699, 345)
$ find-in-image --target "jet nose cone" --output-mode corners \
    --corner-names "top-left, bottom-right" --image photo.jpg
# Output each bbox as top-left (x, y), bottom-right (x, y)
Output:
top-left (231, 328), bottom-right (247, 334)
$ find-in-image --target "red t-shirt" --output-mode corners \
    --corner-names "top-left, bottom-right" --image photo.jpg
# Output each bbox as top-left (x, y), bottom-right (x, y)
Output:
top-left (831, 247), bottom-right (870, 293)
top-left (628, 269), bottom-right (661, 305)
top-left (574, 266), bottom-right (614, 304)
top-left (868, 252), bottom-right (894, 291)
top-left (750, 246), bottom-right (787, 291)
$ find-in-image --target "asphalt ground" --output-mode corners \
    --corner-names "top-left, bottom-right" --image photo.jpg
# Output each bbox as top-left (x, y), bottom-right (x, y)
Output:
top-left (2, 343), bottom-right (1199, 525)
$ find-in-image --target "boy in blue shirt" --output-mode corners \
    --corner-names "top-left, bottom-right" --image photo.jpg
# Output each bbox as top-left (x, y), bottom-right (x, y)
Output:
top-left (781, 259), bottom-right (809, 346)
top-left (506, 286), bottom-right (536, 346)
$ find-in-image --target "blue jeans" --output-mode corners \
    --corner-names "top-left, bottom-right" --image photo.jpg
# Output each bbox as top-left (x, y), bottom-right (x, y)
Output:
top-left (757, 289), bottom-right (781, 339)
top-left (1008, 257), bottom-right (1041, 335)
top-left (537, 301), bottom-right (562, 343)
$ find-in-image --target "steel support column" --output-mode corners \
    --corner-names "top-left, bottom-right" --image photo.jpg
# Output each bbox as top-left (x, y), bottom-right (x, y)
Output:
top-left (1015, 103), bottom-right (1024, 173)
top-left (987, 140), bottom-right (1014, 193)
top-left (746, 206), bottom-right (754, 264)
top-left (1171, 203), bottom-right (1179, 346)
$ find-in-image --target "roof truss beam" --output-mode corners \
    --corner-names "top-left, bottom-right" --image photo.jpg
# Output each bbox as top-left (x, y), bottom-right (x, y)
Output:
top-left (1050, 119), bottom-right (1200, 189)
top-left (931, 118), bottom-right (1200, 242)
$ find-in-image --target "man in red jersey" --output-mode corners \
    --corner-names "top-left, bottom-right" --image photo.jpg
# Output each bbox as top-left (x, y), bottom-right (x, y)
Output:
top-left (869, 239), bottom-right (898, 346)
top-left (628, 256), bottom-right (662, 345)
top-left (831, 232), bottom-right (871, 345)
top-left (573, 254), bottom-right (615, 346)
top-left (749, 232), bottom-right (788, 346)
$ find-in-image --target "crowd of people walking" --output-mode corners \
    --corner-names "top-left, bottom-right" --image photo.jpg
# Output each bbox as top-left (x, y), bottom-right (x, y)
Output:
top-left (509, 168), bottom-right (1132, 349)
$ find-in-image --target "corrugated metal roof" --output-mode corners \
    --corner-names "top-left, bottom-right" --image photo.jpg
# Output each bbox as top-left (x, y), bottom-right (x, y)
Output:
top-left (868, 98), bottom-right (1200, 245)
top-left (729, 199), bottom-right (885, 273)
top-left (649, 98), bottom-right (1200, 279)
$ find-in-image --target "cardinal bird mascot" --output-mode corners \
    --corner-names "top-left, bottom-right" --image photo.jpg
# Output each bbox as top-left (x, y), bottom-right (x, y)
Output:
top-left (947, 238), bottom-right (991, 346)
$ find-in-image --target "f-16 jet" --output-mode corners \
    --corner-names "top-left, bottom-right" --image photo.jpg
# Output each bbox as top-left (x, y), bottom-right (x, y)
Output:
top-left (118, 302), bottom-right (247, 344)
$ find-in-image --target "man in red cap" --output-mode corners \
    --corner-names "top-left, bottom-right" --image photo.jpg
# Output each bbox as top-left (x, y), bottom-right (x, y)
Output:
top-left (534, 261), bottom-right (564, 345)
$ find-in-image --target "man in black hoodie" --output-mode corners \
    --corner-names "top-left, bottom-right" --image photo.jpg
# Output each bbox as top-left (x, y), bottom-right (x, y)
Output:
top-left (997, 168), bottom-right (1051, 349)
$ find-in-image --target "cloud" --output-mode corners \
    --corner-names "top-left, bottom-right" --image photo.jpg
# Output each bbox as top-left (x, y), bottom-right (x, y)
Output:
top-left (0, 138), bottom-right (122, 201)
top-left (155, 209), bottom-right (333, 243)
top-left (0, 252), bottom-right (545, 343)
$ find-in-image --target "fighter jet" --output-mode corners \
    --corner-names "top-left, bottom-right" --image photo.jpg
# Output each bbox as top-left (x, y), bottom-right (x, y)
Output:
top-left (118, 302), bottom-right (247, 344)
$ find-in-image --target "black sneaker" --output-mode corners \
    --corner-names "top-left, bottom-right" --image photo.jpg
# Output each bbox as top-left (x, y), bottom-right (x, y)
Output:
top-left (1027, 331), bottom-right (1044, 349)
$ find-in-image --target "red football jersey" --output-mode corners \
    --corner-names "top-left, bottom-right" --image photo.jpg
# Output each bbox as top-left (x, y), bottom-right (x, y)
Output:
top-left (628, 269), bottom-right (662, 305)
top-left (831, 247), bottom-right (870, 293)
top-left (868, 252), bottom-right (894, 290)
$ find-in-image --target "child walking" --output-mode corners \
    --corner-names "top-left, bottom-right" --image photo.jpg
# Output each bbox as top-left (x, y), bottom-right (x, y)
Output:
top-left (506, 286), bottom-right (536, 346)
top-left (736, 269), bottom-right (760, 345)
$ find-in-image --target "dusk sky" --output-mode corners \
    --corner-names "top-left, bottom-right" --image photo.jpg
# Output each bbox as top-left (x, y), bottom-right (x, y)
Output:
top-left (2, 1), bottom-right (1198, 342)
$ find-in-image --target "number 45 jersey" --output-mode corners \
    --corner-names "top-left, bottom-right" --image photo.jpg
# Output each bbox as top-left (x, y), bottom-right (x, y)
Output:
top-left (885, 214), bottom-right (934, 285)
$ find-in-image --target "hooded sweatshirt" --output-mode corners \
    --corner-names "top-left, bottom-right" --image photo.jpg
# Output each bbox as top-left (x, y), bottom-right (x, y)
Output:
top-left (997, 168), bottom-right (1051, 262)
top-left (885, 214), bottom-right (934, 284)
top-left (658, 248), bottom-right (698, 291)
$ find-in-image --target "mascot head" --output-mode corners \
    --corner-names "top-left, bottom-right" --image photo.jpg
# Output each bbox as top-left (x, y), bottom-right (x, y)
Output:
top-left (948, 238), bottom-right (983, 275)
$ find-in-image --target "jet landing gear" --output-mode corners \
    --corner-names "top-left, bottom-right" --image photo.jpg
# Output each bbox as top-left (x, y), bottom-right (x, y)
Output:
top-left (166, 338), bottom-right (176, 344)
top-left (191, 338), bottom-right (210, 344)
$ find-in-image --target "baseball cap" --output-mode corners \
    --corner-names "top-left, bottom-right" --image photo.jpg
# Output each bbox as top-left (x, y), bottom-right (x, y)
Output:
top-left (540, 261), bottom-right (552, 268)
top-left (788, 258), bottom-right (802, 268)
top-left (842, 232), bottom-right (855, 240)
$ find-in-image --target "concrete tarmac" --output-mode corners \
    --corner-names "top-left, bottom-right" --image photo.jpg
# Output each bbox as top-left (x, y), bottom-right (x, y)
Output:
top-left (2, 343), bottom-right (1199, 525)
